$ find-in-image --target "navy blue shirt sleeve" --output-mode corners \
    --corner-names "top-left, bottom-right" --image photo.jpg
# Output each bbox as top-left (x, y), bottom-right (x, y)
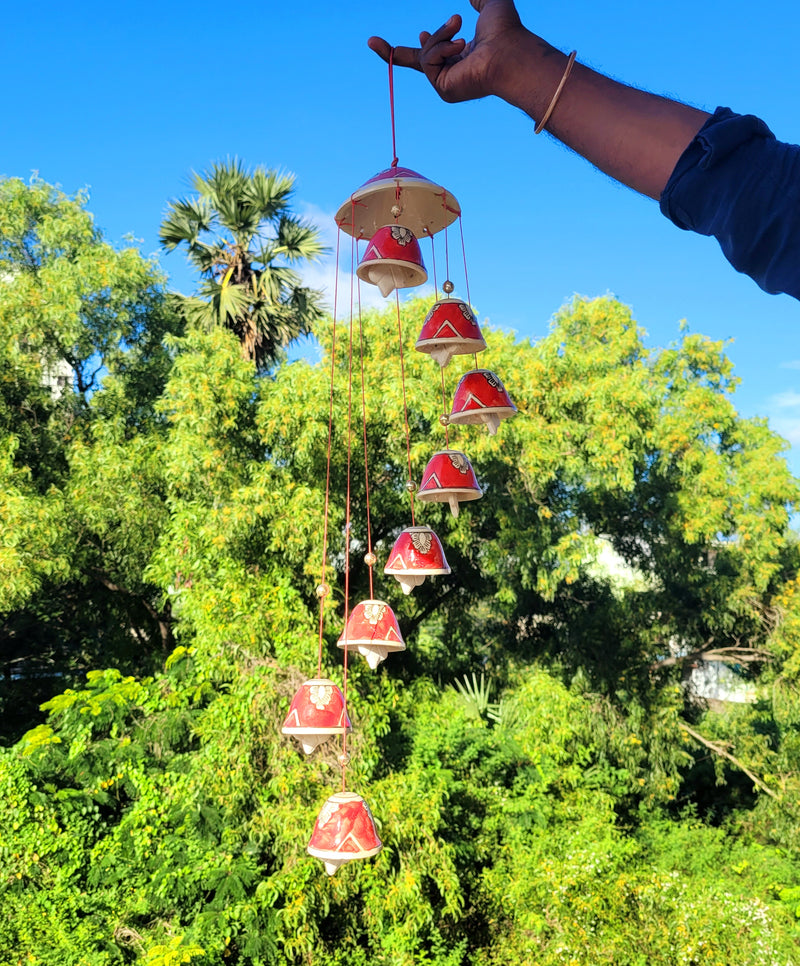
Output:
top-left (660, 107), bottom-right (800, 299)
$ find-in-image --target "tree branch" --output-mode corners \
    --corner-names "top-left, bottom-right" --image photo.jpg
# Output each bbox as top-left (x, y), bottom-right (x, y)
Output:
top-left (651, 645), bottom-right (771, 671)
top-left (680, 721), bottom-right (779, 801)
top-left (93, 571), bottom-right (174, 650)
top-left (701, 647), bottom-right (772, 664)
top-left (403, 582), bottom-right (462, 637)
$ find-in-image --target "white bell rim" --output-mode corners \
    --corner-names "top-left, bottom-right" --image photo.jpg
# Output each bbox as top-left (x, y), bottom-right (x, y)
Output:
top-left (335, 169), bottom-right (460, 239)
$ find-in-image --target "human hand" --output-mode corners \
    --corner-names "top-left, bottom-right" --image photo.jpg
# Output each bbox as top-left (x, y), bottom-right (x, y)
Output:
top-left (367, 0), bottom-right (526, 104)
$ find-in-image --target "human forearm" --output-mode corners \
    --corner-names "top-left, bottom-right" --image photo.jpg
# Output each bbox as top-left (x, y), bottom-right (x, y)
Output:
top-left (370, 0), bottom-right (711, 202)
top-left (494, 31), bottom-right (711, 199)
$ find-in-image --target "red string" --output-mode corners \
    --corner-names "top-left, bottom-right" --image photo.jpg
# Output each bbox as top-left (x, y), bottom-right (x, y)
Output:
top-left (341, 631), bottom-right (350, 794)
top-left (356, 278), bottom-right (376, 600)
top-left (317, 227), bottom-right (341, 677)
top-left (440, 366), bottom-right (450, 449)
top-left (388, 48), bottom-right (399, 168)
top-left (457, 212), bottom-right (480, 370)
top-left (340, 215), bottom-right (358, 792)
top-left (458, 213), bottom-right (472, 309)
top-left (340, 195), bottom-right (370, 239)
top-left (443, 193), bottom-right (451, 284)
top-left (429, 233), bottom-right (438, 297)
top-left (395, 290), bottom-right (416, 525)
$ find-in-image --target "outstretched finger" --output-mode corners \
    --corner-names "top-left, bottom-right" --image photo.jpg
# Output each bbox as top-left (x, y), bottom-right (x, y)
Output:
top-left (421, 14), bottom-right (463, 48)
top-left (420, 37), bottom-right (467, 72)
top-left (367, 36), bottom-right (423, 71)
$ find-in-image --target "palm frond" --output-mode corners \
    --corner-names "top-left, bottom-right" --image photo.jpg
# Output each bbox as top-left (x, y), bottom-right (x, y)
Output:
top-left (192, 158), bottom-right (249, 201)
top-left (161, 158), bottom-right (324, 370)
top-left (253, 264), bottom-right (301, 302)
top-left (451, 672), bottom-right (503, 723)
top-left (274, 215), bottom-right (327, 262)
top-left (172, 283), bottom-right (251, 333)
top-left (159, 197), bottom-right (214, 251)
top-left (171, 293), bottom-right (217, 332)
top-left (247, 168), bottom-right (294, 221)
top-left (214, 195), bottom-right (261, 239)
top-left (287, 285), bottom-right (326, 325)
top-left (214, 280), bottom-right (252, 323)
top-left (190, 239), bottom-right (230, 276)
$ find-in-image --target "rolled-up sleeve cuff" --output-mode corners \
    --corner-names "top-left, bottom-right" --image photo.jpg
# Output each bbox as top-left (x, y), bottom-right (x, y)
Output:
top-left (660, 107), bottom-right (800, 298)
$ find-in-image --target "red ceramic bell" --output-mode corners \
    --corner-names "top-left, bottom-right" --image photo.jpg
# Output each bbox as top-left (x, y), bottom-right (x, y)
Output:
top-left (449, 369), bottom-right (517, 436)
top-left (384, 525), bottom-right (450, 595)
top-left (335, 166), bottom-right (460, 240)
top-left (356, 225), bottom-right (427, 297)
top-left (281, 678), bottom-right (351, 755)
top-left (415, 298), bottom-right (486, 367)
top-left (338, 599), bottom-right (406, 669)
top-left (417, 450), bottom-right (482, 518)
top-left (307, 791), bottom-right (382, 876)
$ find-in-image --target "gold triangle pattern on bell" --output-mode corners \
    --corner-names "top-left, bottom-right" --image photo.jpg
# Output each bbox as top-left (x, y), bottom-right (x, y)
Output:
top-left (415, 295), bottom-right (486, 367)
top-left (449, 369), bottom-right (518, 436)
top-left (307, 791), bottom-right (382, 876)
top-left (384, 525), bottom-right (451, 594)
top-left (416, 450), bottom-right (482, 517)
top-left (281, 678), bottom-right (351, 755)
top-left (338, 599), bottom-right (406, 669)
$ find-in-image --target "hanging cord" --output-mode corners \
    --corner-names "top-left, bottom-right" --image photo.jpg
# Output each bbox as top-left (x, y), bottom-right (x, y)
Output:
top-left (443, 200), bottom-right (451, 285)
top-left (456, 213), bottom-right (480, 369)
top-left (440, 366), bottom-right (451, 449)
top-left (395, 290), bottom-right (416, 524)
top-left (429, 233), bottom-right (438, 297)
top-left (388, 48), bottom-right (399, 167)
top-left (356, 277), bottom-right (376, 600)
top-left (316, 227), bottom-right (342, 677)
top-left (339, 227), bottom-right (359, 791)
top-left (458, 213), bottom-right (472, 308)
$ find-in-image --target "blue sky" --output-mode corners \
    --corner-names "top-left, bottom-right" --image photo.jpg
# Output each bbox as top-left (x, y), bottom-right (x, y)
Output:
top-left (3, 0), bottom-right (799, 471)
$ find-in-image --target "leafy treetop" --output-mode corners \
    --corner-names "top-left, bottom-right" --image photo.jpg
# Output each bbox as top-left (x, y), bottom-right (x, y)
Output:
top-left (160, 160), bottom-right (325, 371)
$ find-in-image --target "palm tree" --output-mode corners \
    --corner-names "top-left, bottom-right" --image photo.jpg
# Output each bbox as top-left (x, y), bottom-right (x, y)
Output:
top-left (160, 159), bottom-right (326, 370)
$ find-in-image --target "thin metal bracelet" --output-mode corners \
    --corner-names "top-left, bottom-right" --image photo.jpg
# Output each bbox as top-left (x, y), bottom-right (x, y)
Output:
top-left (534, 50), bottom-right (578, 134)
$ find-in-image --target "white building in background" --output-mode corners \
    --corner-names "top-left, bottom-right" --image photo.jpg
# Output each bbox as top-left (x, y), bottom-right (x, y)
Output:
top-left (1, 271), bottom-right (75, 399)
top-left (41, 357), bottom-right (74, 399)
top-left (686, 660), bottom-right (757, 704)
top-left (588, 535), bottom-right (757, 705)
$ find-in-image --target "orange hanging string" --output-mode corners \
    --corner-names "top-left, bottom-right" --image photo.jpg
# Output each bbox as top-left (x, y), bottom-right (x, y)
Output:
top-left (356, 276), bottom-right (376, 600)
top-left (443, 212), bottom-right (451, 285)
top-left (388, 47), bottom-right (399, 168)
top-left (457, 212), bottom-right (480, 371)
top-left (340, 225), bottom-right (358, 792)
top-left (440, 366), bottom-right (451, 449)
top-left (317, 226), bottom-right (342, 678)
top-left (340, 640), bottom-right (350, 792)
top-left (458, 213), bottom-right (473, 309)
top-left (395, 290), bottom-right (416, 525)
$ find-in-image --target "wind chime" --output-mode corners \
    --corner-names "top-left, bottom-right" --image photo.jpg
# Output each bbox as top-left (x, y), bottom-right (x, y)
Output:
top-left (281, 51), bottom-right (517, 876)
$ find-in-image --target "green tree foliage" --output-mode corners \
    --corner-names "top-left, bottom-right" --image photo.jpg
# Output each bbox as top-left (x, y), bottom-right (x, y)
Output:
top-left (160, 160), bottom-right (325, 371)
top-left (0, 177), bottom-right (182, 738)
top-left (3, 278), bottom-right (800, 963)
